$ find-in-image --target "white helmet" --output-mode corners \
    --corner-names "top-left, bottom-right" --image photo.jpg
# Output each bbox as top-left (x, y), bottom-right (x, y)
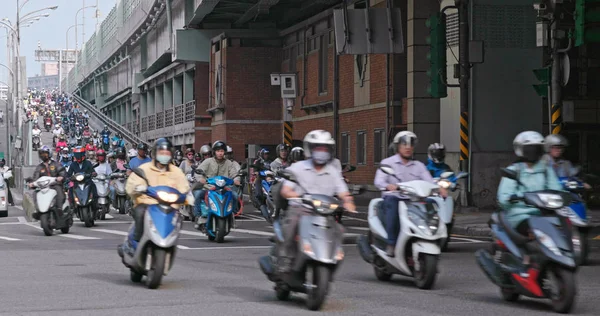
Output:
top-left (226, 146), bottom-right (233, 154)
top-left (544, 134), bottom-right (568, 152)
top-left (513, 131), bottom-right (545, 162)
top-left (303, 130), bottom-right (335, 159)
top-left (393, 131), bottom-right (418, 146)
top-left (128, 148), bottom-right (137, 158)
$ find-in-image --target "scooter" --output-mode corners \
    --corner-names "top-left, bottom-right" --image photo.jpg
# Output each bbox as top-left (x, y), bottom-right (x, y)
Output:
top-left (29, 176), bottom-right (73, 236)
top-left (44, 119), bottom-right (52, 132)
top-left (111, 171), bottom-right (130, 214)
top-left (475, 168), bottom-right (577, 313)
top-left (102, 135), bottom-right (110, 151)
top-left (0, 167), bottom-right (12, 217)
top-left (71, 172), bottom-right (97, 227)
top-left (117, 167), bottom-right (187, 289)
top-left (356, 164), bottom-right (446, 289)
top-left (180, 172), bottom-right (197, 221)
top-left (559, 171), bottom-right (591, 266)
top-left (195, 168), bottom-right (247, 243)
top-left (429, 171), bottom-right (468, 251)
top-left (258, 170), bottom-right (346, 311)
top-left (93, 173), bottom-right (111, 220)
top-left (32, 133), bottom-right (41, 151)
top-left (253, 166), bottom-right (279, 223)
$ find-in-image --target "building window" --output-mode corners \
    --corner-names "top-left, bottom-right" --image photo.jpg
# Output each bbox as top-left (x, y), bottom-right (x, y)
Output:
top-left (318, 35), bottom-right (328, 94)
top-left (289, 45), bottom-right (297, 73)
top-left (357, 130), bottom-right (367, 165)
top-left (341, 133), bottom-right (350, 164)
top-left (374, 129), bottom-right (386, 164)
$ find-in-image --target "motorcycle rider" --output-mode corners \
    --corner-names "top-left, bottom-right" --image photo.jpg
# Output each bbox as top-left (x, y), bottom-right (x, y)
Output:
top-left (199, 144), bottom-right (212, 161)
top-left (179, 148), bottom-right (197, 174)
top-left (426, 143), bottom-right (457, 181)
top-left (289, 147), bottom-right (305, 164)
top-left (59, 148), bottom-right (71, 168)
top-left (0, 159), bottom-right (14, 206)
top-left (67, 132), bottom-right (78, 148)
top-left (195, 141), bottom-right (241, 227)
top-left (270, 144), bottom-right (291, 172)
top-left (94, 149), bottom-right (117, 212)
top-left (121, 138), bottom-right (192, 254)
top-left (111, 147), bottom-right (129, 172)
top-left (85, 139), bottom-right (96, 153)
top-left (225, 146), bottom-right (241, 172)
top-left (128, 143), bottom-right (151, 170)
top-left (194, 152), bottom-right (203, 164)
top-left (56, 135), bottom-right (68, 153)
top-left (67, 147), bottom-right (98, 213)
top-left (32, 124), bottom-right (42, 137)
top-left (278, 130), bottom-right (357, 272)
top-left (543, 134), bottom-right (592, 189)
top-left (374, 131), bottom-right (447, 257)
top-left (252, 148), bottom-right (272, 206)
top-left (29, 146), bottom-right (67, 219)
top-left (495, 131), bottom-right (563, 276)
top-left (52, 124), bottom-right (64, 145)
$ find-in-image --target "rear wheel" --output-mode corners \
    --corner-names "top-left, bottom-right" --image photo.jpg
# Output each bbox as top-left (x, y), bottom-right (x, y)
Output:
top-left (306, 264), bottom-right (331, 311)
top-left (414, 254), bottom-right (438, 289)
top-left (118, 197), bottom-right (126, 214)
top-left (146, 248), bottom-right (167, 289)
top-left (40, 213), bottom-right (53, 236)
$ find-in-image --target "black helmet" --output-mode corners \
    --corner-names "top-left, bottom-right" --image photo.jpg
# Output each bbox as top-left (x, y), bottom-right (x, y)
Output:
top-left (427, 143), bottom-right (446, 164)
top-left (152, 138), bottom-right (173, 157)
top-left (185, 148), bottom-right (196, 155)
top-left (276, 144), bottom-right (291, 157)
top-left (115, 147), bottom-right (126, 159)
top-left (136, 143), bottom-right (149, 151)
top-left (290, 147), bottom-right (305, 162)
top-left (212, 140), bottom-right (227, 152)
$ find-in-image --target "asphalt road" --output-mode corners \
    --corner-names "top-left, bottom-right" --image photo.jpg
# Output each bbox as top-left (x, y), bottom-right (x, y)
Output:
top-left (1, 203), bottom-right (600, 316)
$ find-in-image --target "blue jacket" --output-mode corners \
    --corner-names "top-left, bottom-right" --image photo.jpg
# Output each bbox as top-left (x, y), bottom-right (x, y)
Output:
top-left (426, 159), bottom-right (457, 182)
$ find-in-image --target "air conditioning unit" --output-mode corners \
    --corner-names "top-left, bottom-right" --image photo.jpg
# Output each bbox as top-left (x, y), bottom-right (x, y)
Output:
top-left (280, 73), bottom-right (297, 98)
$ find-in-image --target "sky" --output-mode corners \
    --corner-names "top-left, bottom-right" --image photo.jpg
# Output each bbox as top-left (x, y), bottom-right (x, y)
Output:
top-left (0, 0), bottom-right (118, 81)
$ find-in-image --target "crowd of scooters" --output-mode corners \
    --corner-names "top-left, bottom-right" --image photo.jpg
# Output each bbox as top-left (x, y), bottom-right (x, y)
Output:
top-left (21, 90), bottom-right (598, 313)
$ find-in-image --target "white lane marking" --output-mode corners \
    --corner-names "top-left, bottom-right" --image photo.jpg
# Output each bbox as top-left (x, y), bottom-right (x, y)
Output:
top-left (0, 222), bottom-right (24, 226)
top-left (24, 223), bottom-right (100, 240)
top-left (231, 228), bottom-right (274, 237)
top-left (17, 216), bottom-right (28, 223)
top-left (180, 244), bottom-right (359, 250)
top-left (451, 236), bottom-right (486, 243)
top-left (179, 230), bottom-right (207, 237)
top-left (177, 245), bottom-right (190, 249)
top-left (0, 235), bottom-right (21, 241)
top-left (347, 226), bottom-right (369, 231)
top-left (344, 217), bottom-right (368, 223)
top-left (90, 229), bottom-right (128, 236)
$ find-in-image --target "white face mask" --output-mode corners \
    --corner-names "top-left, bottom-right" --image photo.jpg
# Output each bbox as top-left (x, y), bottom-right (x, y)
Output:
top-left (156, 154), bottom-right (171, 165)
top-left (312, 151), bottom-right (331, 165)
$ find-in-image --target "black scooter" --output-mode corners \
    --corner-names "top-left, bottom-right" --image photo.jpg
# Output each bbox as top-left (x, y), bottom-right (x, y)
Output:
top-left (71, 172), bottom-right (97, 227)
top-left (475, 168), bottom-right (577, 313)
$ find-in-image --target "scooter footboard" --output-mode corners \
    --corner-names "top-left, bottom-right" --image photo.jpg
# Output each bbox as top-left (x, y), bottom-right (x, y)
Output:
top-left (413, 241), bottom-right (441, 256)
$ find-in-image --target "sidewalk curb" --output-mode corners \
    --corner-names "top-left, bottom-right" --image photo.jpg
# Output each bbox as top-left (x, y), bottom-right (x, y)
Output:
top-left (452, 224), bottom-right (492, 238)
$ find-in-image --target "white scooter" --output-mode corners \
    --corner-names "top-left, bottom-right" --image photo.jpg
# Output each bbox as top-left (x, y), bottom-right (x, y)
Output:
top-left (29, 176), bottom-right (72, 236)
top-left (429, 171), bottom-right (468, 251)
top-left (180, 172), bottom-right (197, 221)
top-left (357, 165), bottom-right (446, 289)
top-left (32, 130), bottom-right (41, 151)
top-left (0, 167), bottom-right (12, 217)
top-left (93, 173), bottom-right (111, 220)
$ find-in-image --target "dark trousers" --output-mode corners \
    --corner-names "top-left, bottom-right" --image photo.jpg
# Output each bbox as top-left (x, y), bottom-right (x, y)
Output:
top-left (6, 186), bottom-right (13, 205)
top-left (383, 195), bottom-right (402, 246)
top-left (132, 204), bottom-right (147, 241)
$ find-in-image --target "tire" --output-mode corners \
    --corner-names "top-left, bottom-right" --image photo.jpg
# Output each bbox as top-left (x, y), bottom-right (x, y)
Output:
top-left (374, 266), bottom-right (392, 281)
top-left (118, 197), bottom-right (126, 214)
top-left (549, 267), bottom-right (576, 313)
top-left (146, 248), bottom-right (167, 289)
top-left (40, 213), bottom-right (53, 236)
top-left (130, 270), bottom-right (143, 283)
top-left (306, 265), bottom-right (331, 311)
top-left (275, 286), bottom-right (291, 301)
top-left (216, 218), bottom-right (226, 243)
top-left (576, 230), bottom-right (589, 266)
top-left (500, 287), bottom-right (520, 302)
top-left (414, 254), bottom-right (438, 289)
top-left (82, 207), bottom-right (94, 227)
top-left (100, 205), bottom-right (108, 220)
top-left (60, 226), bottom-right (70, 234)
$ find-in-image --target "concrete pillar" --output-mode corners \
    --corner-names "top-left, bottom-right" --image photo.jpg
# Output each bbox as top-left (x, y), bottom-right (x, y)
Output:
top-left (174, 75), bottom-right (183, 105)
top-left (164, 80), bottom-right (173, 108)
top-left (141, 92), bottom-right (148, 117)
top-left (147, 88), bottom-right (155, 115)
top-left (406, 0), bottom-right (441, 159)
top-left (155, 85), bottom-right (164, 113)
top-left (183, 71), bottom-right (194, 103)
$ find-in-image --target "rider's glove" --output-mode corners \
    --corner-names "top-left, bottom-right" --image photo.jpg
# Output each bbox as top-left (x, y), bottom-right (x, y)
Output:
top-left (134, 185), bottom-right (147, 193)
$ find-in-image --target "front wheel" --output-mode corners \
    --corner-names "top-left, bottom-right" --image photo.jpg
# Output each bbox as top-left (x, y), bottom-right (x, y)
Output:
top-left (40, 213), bottom-right (53, 236)
top-left (82, 207), bottom-right (94, 227)
top-left (576, 230), bottom-right (589, 266)
top-left (413, 254), bottom-right (438, 289)
top-left (118, 197), bottom-right (126, 214)
top-left (216, 218), bottom-right (227, 243)
top-left (306, 264), bottom-right (331, 311)
top-left (548, 266), bottom-right (577, 313)
top-left (60, 226), bottom-right (70, 234)
top-left (146, 248), bottom-right (167, 289)
top-left (275, 286), bottom-right (291, 301)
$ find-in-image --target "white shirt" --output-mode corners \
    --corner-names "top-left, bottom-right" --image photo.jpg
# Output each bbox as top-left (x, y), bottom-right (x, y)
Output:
top-left (94, 162), bottom-right (112, 176)
top-left (52, 127), bottom-right (63, 137)
top-left (32, 129), bottom-right (41, 136)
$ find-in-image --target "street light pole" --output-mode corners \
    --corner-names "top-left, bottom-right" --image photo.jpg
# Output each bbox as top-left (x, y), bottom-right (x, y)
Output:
top-left (74, 5), bottom-right (97, 67)
top-left (65, 24), bottom-right (83, 94)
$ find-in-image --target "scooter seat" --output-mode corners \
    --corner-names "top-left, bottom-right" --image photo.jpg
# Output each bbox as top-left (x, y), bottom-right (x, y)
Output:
top-left (498, 212), bottom-right (529, 245)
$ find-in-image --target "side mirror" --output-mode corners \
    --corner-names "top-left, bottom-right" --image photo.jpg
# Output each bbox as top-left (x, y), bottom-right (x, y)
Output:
top-left (132, 167), bottom-right (149, 185)
top-left (342, 164), bottom-right (356, 173)
top-left (379, 164), bottom-right (395, 176)
top-left (440, 171), bottom-right (454, 179)
top-left (279, 170), bottom-right (297, 182)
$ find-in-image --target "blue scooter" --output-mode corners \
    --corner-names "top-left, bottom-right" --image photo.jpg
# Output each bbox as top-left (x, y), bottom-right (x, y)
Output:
top-left (558, 173), bottom-right (591, 266)
top-left (195, 168), bottom-right (247, 243)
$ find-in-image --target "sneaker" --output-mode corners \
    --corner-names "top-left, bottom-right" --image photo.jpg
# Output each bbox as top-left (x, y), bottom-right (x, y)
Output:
top-left (386, 245), bottom-right (395, 257)
top-left (109, 205), bottom-right (118, 213)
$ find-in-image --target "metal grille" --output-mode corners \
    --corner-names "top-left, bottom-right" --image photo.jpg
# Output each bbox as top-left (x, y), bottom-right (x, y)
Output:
top-left (156, 111), bottom-right (164, 129)
top-left (148, 114), bottom-right (156, 131)
top-left (174, 104), bottom-right (184, 125)
top-left (185, 101), bottom-right (195, 122)
top-left (101, 7), bottom-right (118, 46)
top-left (164, 108), bottom-right (174, 127)
top-left (124, 0), bottom-right (141, 20)
top-left (473, 5), bottom-right (536, 49)
top-left (85, 34), bottom-right (97, 61)
top-left (446, 13), bottom-right (459, 47)
top-left (141, 116), bottom-right (148, 132)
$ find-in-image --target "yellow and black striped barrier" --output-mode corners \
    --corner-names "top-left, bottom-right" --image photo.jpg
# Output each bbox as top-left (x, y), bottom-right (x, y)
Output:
top-left (460, 111), bottom-right (469, 161)
top-left (284, 121), bottom-right (293, 146)
top-left (551, 103), bottom-right (562, 134)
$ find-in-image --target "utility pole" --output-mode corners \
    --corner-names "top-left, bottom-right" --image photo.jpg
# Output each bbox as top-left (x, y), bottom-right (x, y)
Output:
top-left (16, 0), bottom-right (24, 165)
top-left (456, 0), bottom-right (471, 204)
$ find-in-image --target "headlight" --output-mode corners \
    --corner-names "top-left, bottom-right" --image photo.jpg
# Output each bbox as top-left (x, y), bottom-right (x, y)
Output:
top-left (408, 211), bottom-right (431, 235)
top-left (156, 191), bottom-right (178, 203)
top-left (438, 179), bottom-right (451, 189)
top-left (209, 199), bottom-right (217, 211)
top-left (537, 193), bottom-right (563, 209)
top-left (215, 179), bottom-right (226, 187)
top-left (533, 229), bottom-right (562, 256)
top-left (75, 174), bottom-right (84, 182)
top-left (566, 181), bottom-right (578, 190)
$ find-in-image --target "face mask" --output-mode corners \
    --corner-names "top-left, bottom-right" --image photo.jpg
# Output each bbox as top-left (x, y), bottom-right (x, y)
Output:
top-left (156, 154), bottom-right (171, 165)
top-left (41, 156), bottom-right (50, 162)
top-left (312, 151), bottom-right (331, 165)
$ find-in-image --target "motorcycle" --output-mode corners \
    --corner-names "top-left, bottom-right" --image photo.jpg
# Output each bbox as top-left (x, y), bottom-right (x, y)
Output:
top-left (111, 170), bottom-right (130, 215)
top-left (429, 171), bottom-right (468, 251)
top-left (44, 119), bottom-right (52, 132)
top-left (356, 164), bottom-right (446, 289)
top-left (75, 132), bottom-right (82, 146)
top-left (475, 168), bottom-right (577, 313)
top-left (32, 132), bottom-right (41, 151)
top-left (558, 167), bottom-right (591, 266)
top-left (258, 170), bottom-right (345, 311)
top-left (195, 168), bottom-right (247, 243)
top-left (71, 172), bottom-right (97, 227)
top-left (29, 176), bottom-right (73, 236)
top-left (102, 135), bottom-right (110, 151)
top-left (93, 173), bottom-right (111, 220)
top-left (117, 167), bottom-right (186, 289)
top-left (252, 165), bottom-right (279, 223)
top-left (0, 167), bottom-right (12, 217)
top-left (233, 164), bottom-right (247, 218)
top-left (180, 172), bottom-right (197, 221)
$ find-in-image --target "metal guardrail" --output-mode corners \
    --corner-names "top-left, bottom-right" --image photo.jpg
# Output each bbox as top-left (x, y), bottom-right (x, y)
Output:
top-left (69, 94), bottom-right (149, 147)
